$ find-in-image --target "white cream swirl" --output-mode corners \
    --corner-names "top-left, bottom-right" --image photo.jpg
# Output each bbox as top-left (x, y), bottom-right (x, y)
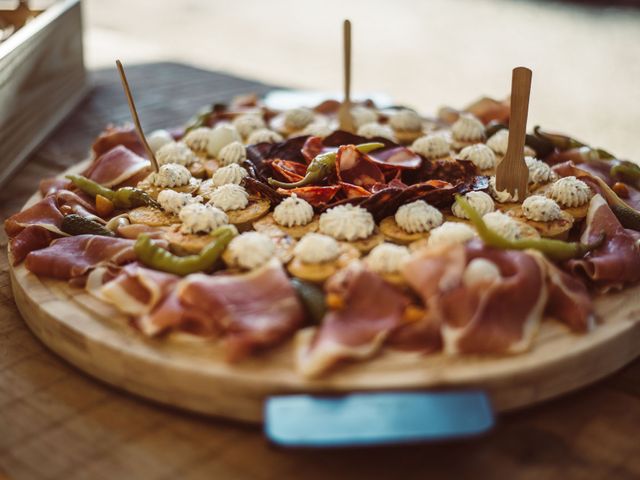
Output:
top-left (207, 124), bottom-right (242, 157)
top-left (356, 122), bottom-right (395, 141)
top-left (301, 122), bottom-right (333, 138)
top-left (427, 222), bottom-right (476, 247)
top-left (486, 129), bottom-right (509, 155)
top-left (284, 108), bottom-right (315, 130)
top-left (211, 163), bottom-right (248, 187)
top-left (366, 243), bottom-right (410, 274)
top-left (294, 233), bottom-right (340, 264)
top-left (489, 176), bottom-right (520, 203)
top-left (486, 129), bottom-right (535, 156)
top-left (218, 141), bottom-right (247, 166)
top-left (458, 144), bottom-right (497, 170)
top-left (156, 141), bottom-right (198, 166)
top-left (319, 204), bottom-right (375, 241)
top-left (549, 176), bottom-right (592, 208)
top-left (452, 114), bottom-right (485, 143)
top-left (351, 106), bottom-right (378, 128)
top-left (208, 184), bottom-right (249, 211)
top-left (247, 128), bottom-right (284, 144)
top-left (395, 200), bottom-right (443, 233)
top-left (148, 163), bottom-right (192, 187)
top-left (452, 191), bottom-right (495, 219)
top-left (232, 114), bottom-right (266, 139)
top-left (525, 156), bottom-right (557, 184)
top-left (226, 232), bottom-right (275, 270)
top-left (483, 211), bottom-right (521, 240)
top-left (147, 129), bottom-right (173, 153)
top-left (273, 194), bottom-right (314, 227)
top-left (522, 195), bottom-right (563, 222)
top-left (411, 134), bottom-right (451, 159)
top-left (179, 203), bottom-right (228, 234)
top-left (157, 189), bottom-right (202, 215)
top-left (182, 128), bottom-right (212, 153)
top-left (389, 109), bottom-right (422, 132)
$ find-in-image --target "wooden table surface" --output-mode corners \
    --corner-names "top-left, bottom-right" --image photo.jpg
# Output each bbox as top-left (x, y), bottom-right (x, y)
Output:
top-left (1, 63), bottom-right (640, 480)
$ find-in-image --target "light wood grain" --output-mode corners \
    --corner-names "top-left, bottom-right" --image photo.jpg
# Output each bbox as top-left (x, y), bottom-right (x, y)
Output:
top-left (337, 19), bottom-right (355, 133)
top-left (495, 67), bottom-right (531, 198)
top-left (9, 162), bottom-right (640, 423)
top-left (0, 0), bottom-right (87, 187)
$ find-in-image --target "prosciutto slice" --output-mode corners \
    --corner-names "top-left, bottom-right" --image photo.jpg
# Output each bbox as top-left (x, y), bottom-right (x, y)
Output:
top-left (39, 177), bottom-right (72, 197)
top-left (539, 254), bottom-right (594, 332)
top-left (25, 235), bottom-right (136, 279)
top-left (5, 189), bottom-right (98, 264)
top-left (296, 263), bottom-right (409, 378)
top-left (87, 263), bottom-right (179, 316)
top-left (568, 194), bottom-right (640, 292)
top-left (403, 241), bottom-right (548, 354)
top-left (83, 145), bottom-right (150, 188)
top-left (139, 261), bottom-right (304, 361)
top-left (92, 124), bottom-right (146, 158)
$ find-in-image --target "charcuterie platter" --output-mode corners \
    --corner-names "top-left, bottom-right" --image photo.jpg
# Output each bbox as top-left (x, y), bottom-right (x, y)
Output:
top-left (8, 78), bottom-right (640, 424)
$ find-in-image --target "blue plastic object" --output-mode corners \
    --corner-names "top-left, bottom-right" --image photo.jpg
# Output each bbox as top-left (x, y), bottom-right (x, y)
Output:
top-left (265, 390), bottom-right (494, 447)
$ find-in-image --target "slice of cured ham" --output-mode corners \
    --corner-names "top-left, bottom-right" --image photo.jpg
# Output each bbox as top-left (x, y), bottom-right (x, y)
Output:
top-left (5, 190), bottom-right (98, 264)
top-left (295, 263), bottom-right (409, 378)
top-left (139, 260), bottom-right (304, 361)
top-left (25, 235), bottom-right (136, 279)
top-left (403, 241), bottom-right (548, 354)
top-left (568, 194), bottom-right (640, 292)
top-left (87, 263), bottom-right (179, 316)
top-left (92, 124), bottom-right (146, 158)
top-left (83, 145), bottom-right (150, 188)
top-left (540, 254), bottom-right (595, 332)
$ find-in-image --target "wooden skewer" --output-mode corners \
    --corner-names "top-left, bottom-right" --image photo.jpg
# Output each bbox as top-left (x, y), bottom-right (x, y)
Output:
top-left (115, 59), bottom-right (159, 172)
top-left (338, 19), bottom-right (355, 133)
top-left (495, 66), bottom-right (532, 199)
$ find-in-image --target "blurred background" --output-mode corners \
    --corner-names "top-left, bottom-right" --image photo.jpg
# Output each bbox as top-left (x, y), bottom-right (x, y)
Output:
top-left (4, 0), bottom-right (640, 159)
top-left (81, 0), bottom-right (640, 159)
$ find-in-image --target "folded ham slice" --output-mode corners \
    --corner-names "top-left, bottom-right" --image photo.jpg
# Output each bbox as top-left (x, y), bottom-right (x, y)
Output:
top-left (92, 124), bottom-right (146, 158)
top-left (5, 189), bottom-right (97, 264)
top-left (568, 194), bottom-right (640, 292)
top-left (540, 254), bottom-right (595, 332)
top-left (83, 145), bottom-right (150, 188)
top-left (403, 241), bottom-right (548, 354)
top-left (25, 235), bottom-right (136, 279)
top-left (139, 260), bottom-right (304, 361)
top-left (87, 263), bottom-right (179, 316)
top-left (296, 263), bottom-right (410, 378)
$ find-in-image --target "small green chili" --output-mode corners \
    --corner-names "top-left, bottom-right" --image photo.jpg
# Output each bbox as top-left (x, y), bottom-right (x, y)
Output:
top-left (66, 175), bottom-right (160, 209)
top-left (134, 225), bottom-right (237, 276)
top-left (455, 195), bottom-right (604, 261)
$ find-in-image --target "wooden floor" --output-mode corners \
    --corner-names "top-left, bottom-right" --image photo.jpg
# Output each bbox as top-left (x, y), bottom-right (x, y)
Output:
top-left (1, 62), bottom-right (640, 480)
top-left (83, 0), bottom-right (640, 161)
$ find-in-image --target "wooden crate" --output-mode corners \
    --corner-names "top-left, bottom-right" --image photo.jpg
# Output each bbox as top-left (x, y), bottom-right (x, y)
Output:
top-left (0, 0), bottom-right (87, 186)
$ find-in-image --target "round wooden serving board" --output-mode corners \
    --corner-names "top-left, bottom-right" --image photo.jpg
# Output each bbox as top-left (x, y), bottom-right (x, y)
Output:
top-left (9, 162), bottom-right (640, 423)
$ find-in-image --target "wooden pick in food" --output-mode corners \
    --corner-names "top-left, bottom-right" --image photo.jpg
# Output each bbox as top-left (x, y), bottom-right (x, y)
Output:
top-left (338, 19), bottom-right (355, 133)
top-left (115, 59), bottom-right (159, 172)
top-left (495, 67), bottom-right (532, 199)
